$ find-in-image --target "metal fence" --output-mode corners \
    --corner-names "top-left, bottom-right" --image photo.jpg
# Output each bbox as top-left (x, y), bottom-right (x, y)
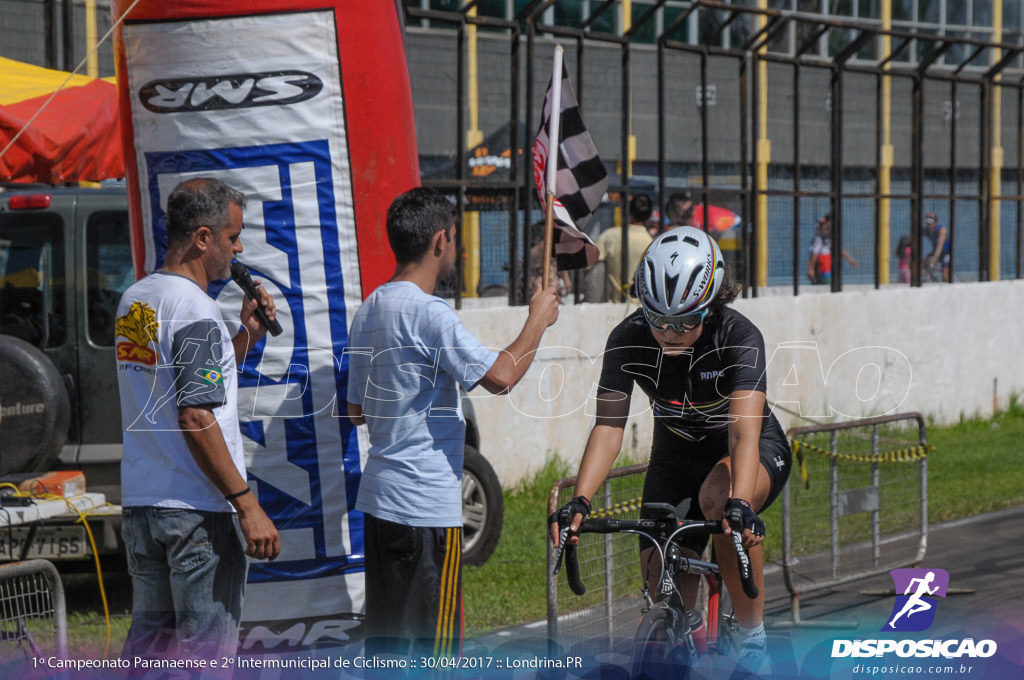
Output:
top-left (4, 2), bottom-right (1023, 297)
top-left (546, 463), bottom-right (648, 654)
top-left (782, 413), bottom-right (929, 626)
top-left (548, 413), bottom-right (929, 639)
top-left (0, 559), bottom-right (68, 671)
top-left (405, 0), bottom-right (1024, 304)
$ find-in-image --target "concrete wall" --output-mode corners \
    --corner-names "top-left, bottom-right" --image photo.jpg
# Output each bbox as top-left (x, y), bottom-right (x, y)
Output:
top-left (460, 281), bottom-right (1022, 487)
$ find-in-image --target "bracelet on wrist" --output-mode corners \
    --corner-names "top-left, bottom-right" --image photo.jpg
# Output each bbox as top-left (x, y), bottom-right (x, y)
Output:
top-left (225, 487), bottom-right (252, 502)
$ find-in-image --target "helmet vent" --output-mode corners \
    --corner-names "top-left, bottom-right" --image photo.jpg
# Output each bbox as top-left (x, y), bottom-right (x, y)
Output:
top-left (645, 259), bottom-right (659, 304)
top-left (681, 265), bottom-right (703, 303)
top-left (664, 273), bottom-right (679, 306)
top-left (682, 235), bottom-right (700, 247)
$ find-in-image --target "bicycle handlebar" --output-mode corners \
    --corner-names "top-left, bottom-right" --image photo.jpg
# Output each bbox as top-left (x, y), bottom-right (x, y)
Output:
top-left (553, 514), bottom-right (759, 600)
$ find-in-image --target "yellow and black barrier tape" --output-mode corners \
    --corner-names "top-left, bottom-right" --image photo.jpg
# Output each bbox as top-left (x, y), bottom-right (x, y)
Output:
top-left (590, 498), bottom-right (644, 519)
top-left (792, 439), bottom-right (933, 490)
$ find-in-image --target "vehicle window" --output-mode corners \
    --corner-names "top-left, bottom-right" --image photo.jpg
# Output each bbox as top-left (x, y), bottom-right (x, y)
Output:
top-left (86, 210), bottom-right (133, 346)
top-left (0, 213), bottom-right (66, 348)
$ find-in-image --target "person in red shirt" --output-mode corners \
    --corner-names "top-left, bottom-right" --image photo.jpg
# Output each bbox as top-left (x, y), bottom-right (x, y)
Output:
top-left (806, 213), bottom-right (857, 285)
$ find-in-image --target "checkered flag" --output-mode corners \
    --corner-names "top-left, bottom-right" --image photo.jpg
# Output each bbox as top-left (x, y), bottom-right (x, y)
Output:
top-left (533, 50), bottom-right (607, 271)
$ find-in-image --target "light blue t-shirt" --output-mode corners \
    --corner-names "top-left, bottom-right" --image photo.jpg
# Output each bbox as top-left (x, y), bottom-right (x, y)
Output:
top-left (347, 281), bottom-right (498, 527)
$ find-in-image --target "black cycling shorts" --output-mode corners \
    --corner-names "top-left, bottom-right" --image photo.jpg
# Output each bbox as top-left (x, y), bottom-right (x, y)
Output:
top-left (640, 420), bottom-right (791, 555)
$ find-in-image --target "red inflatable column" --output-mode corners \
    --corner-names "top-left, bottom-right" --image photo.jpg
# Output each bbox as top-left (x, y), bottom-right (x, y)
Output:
top-left (112, 0), bottom-right (419, 649)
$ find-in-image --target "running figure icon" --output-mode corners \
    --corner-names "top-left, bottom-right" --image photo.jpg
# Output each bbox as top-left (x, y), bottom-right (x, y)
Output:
top-left (888, 572), bottom-right (939, 628)
top-left (883, 568), bottom-right (949, 632)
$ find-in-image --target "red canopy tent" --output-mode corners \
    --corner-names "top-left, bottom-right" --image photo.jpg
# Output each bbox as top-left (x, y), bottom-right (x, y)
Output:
top-left (0, 56), bottom-right (123, 183)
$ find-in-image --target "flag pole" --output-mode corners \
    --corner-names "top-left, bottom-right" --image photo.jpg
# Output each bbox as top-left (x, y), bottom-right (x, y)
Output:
top-left (543, 45), bottom-right (564, 290)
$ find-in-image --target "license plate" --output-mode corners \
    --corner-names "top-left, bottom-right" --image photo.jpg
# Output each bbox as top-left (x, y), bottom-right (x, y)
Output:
top-left (0, 525), bottom-right (90, 560)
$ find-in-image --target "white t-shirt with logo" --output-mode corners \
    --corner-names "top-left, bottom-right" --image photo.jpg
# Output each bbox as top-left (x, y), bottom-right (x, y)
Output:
top-left (115, 271), bottom-right (244, 512)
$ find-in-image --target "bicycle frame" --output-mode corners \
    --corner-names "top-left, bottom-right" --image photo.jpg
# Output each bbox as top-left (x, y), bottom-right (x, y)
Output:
top-left (553, 504), bottom-right (756, 665)
top-left (635, 522), bottom-right (736, 655)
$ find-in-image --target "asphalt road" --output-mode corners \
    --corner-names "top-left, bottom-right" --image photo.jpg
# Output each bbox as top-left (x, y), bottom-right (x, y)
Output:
top-left (763, 504), bottom-right (1024, 630)
top-left (759, 504), bottom-right (1024, 679)
top-left (49, 506), bottom-right (1023, 678)
top-left (483, 504), bottom-right (1024, 679)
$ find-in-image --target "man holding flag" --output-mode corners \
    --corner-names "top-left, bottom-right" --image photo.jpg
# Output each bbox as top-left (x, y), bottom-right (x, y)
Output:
top-left (346, 188), bottom-right (559, 657)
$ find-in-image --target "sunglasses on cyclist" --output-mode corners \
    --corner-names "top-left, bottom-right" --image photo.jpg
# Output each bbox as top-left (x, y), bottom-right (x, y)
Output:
top-left (642, 307), bottom-right (707, 332)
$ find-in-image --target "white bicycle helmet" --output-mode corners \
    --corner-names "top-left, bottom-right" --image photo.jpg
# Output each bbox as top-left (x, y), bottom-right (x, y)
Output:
top-left (635, 226), bottom-right (724, 317)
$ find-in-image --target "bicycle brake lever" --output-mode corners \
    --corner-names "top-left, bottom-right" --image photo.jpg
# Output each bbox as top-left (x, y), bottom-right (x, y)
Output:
top-left (731, 530), bottom-right (760, 599)
top-left (552, 524), bottom-right (571, 575)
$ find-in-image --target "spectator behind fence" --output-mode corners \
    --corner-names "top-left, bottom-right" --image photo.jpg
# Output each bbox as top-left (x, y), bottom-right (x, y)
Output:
top-left (806, 213), bottom-right (857, 285)
top-left (664, 190), bottom-right (694, 230)
top-left (596, 193), bottom-right (654, 302)
top-left (923, 211), bottom-right (950, 282)
top-left (895, 235), bottom-right (912, 284)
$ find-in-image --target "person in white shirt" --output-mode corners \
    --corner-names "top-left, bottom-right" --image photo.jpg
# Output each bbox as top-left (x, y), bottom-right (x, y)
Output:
top-left (115, 177), bottom-right (279, 660)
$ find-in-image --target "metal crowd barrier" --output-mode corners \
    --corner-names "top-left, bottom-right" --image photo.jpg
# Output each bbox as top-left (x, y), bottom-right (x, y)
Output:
top-left (782, 412), bottom-right (929, 626)
top-left (547, 463), bottom-right (648, 653)
top-left (0, 559), bottom-right (68, 671)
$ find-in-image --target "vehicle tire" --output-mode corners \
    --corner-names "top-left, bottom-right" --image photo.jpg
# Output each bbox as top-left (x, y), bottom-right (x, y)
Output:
top-left (0, 335), bottom-right (70, 475)
top-left (461, 445), bottom-right (503, 567)
top-left (631, 605), bottom-right (680, 680)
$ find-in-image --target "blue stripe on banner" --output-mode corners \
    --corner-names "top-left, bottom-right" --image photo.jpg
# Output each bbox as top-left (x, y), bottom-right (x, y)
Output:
top-left (247, 555), bottom-right (365, 583)
top-left (144, 141), bottom-right (364, 584)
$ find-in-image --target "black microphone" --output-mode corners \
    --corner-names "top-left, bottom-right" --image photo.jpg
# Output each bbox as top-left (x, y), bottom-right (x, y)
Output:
top-left (230, 262), bottom-right (283, 337)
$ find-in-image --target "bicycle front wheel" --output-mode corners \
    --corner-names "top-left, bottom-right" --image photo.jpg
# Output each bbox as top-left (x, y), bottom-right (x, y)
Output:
top-left (631, 606), bottom-right (684, 680)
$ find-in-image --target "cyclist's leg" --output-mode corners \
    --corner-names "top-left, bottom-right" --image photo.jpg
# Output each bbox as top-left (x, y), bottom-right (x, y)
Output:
top-left (698, 420), bottom-right (790, 629)
top-left (700, 457), bottom-right (772, 629)
top-left (699, 424), bottom-right (791, 675)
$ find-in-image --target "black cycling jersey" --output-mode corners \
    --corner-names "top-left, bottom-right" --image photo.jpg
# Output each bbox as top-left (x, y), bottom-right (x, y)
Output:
top-left (597, 305), bottom-right (780, 443)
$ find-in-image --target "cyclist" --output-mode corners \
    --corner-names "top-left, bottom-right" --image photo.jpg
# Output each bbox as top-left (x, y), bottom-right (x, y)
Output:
top-left (550, 227), bottom-right (791, 677)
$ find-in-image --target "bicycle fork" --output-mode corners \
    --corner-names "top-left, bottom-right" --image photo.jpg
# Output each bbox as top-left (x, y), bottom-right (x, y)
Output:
top-left (643, 548), bottom-right (701, 660)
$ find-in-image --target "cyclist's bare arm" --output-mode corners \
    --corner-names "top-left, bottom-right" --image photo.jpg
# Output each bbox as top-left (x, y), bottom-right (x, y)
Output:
top-left (576, 391), bottom-right (632, 497)
top-left (726, 389), bottom-right (769, 548)
top-left (548, 390), bottom-right (630, 547)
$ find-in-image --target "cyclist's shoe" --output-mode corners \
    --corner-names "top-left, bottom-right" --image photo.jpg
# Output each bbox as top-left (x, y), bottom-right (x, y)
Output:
top-left (729, 635), bottom-right (771, 679)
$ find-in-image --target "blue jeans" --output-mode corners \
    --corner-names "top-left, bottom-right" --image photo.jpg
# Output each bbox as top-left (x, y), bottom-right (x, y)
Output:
top-left (121, 507), bottom-right (247, 660)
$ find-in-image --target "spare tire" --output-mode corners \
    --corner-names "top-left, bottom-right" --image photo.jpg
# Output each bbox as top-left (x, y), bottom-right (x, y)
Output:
top-left (0, 335), bottom-right (70, 475)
